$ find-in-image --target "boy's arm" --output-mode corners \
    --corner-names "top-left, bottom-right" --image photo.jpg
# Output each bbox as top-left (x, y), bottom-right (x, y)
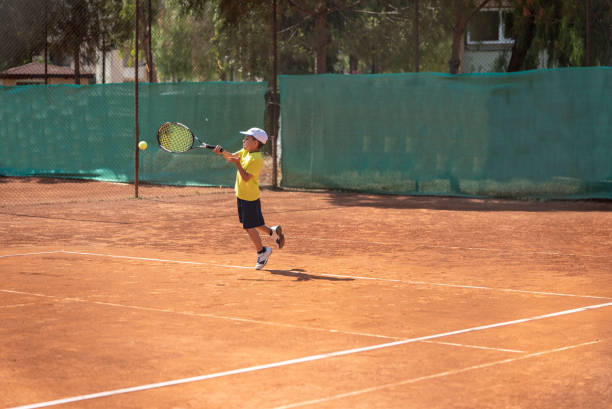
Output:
top-left (212, 145), bottom-right (240, 160)
top-left (231, 159), bottom-right (253, 182)
top-left (212, 146), bottom-right (256, 181)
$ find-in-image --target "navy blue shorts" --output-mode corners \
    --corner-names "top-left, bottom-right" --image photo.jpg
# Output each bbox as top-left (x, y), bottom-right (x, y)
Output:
top-left (237, 198), bottom-right (265, 229)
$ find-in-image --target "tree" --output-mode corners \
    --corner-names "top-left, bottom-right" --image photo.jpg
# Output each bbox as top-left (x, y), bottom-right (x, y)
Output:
top-left (45, 0), bottom-right (132, 84)
top-left (138, 0), bottom-right (161, 82)
top-left (286, 0), bottom-right (361, 73)
top-left (154, 5), bottom-right (201, 81)
top-left (339, 1), bottom-right (414, 73)
top-left (335, 1), bottom-right (453, 74)
top-left (0, 0), bottom-right (47, 71)
top-left (506, 0), bottom-right (612, 71)
top-left (436, 0), bottom-right (493, 74)
top-left (98, 0), bottom-right (133, 82)
top-left (46, 0), bottom-right (97, 83)
top-left (167, 0), bottom-right (272, 81)
top-left (119, 0), bottom-right (161, 82)
top-left (126, 0), bottom-right (612, 79)
top-left (0, 0), bottom-right (131, 82)
top-left (507, 0), bottom-right (538, 72)
top-left (168, 0), bottom-right (453, 76)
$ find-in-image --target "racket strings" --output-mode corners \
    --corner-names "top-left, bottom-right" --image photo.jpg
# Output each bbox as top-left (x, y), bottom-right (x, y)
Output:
top-left (158, 123), bottom-right (194, 153)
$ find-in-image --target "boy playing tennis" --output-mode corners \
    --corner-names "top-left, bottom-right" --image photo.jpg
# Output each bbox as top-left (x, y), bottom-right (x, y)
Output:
top-left (213, 127), bottom-right (285, 270)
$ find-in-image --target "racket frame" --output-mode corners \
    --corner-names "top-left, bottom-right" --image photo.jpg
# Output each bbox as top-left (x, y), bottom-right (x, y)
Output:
top-left (156, 121), bottom-right (230, 158)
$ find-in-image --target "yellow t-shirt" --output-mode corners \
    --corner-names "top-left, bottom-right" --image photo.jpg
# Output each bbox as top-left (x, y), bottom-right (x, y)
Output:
top-left (234, 149), bottom-right (263, 201)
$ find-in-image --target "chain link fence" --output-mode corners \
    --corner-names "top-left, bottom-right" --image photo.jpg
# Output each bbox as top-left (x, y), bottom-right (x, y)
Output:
top-left (1, 0), bottom-right (611, 207)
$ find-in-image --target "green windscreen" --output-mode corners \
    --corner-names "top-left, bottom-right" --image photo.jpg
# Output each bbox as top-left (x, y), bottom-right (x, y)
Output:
top-left (0, 81), bottom-right (267, 186)
top-left (279, 69), bottom-right (612, 198)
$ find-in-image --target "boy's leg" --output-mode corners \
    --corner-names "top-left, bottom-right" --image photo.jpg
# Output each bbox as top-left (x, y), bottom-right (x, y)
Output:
top-left (247, 228), bottom-right (272, 270)
top-left (246, 228), bottom-right (263, 252)
top-left (255, 225), bottom-right (272, 236)
top-left (256, 225), bottom-right (285, 249)
top-left (238, 199), bottom-right (273, 269)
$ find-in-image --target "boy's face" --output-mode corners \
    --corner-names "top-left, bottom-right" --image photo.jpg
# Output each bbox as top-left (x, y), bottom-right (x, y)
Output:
top-left (242, 134), bottom-right (260, 152)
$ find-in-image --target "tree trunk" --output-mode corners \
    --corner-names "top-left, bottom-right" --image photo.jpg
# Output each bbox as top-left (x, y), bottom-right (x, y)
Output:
top-left (102, 37), bottom-right (106, 83)
top-left (609, 0), bottom-right (612, 65)
top-left (449, 0), bottom-right (493, 74)
top-left (414, 0), bottom-right (420, 72)
top-left (449, 20), bottom-right (465, 73)
top-left (146, 0), bottom-right (157, 82)
top-left (507, 13), bottom-right (536, 72)
top-left (144, 32), bottom-right (156, 82)
top-left (585, 0), bottom-right (590, 66)
top-left (73, 44), bottom-right (81, 84)
top-left (314, 6), bottom-right (328, 74)
top-left (349, 54), bottom-right (358, 73)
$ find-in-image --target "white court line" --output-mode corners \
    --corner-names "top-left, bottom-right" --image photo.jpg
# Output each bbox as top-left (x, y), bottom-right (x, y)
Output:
top-left (0, 302), bottom-right (39, 309)
top-left (0, 251), bottom-right (62, 259)
top-left (0, 288), bottom-right (518, 352)
top-left (59, 250), bottom-right (251, 270)
top-left (2, 247), bottom-right (610, 350)
top-left (270, 340), bottom-right (602, 409)
top-left (420, 340), bottom-right (525, 354)
top-left (0, 289), bottom-right (398, 341)
top-left (2, 250), bottom-right (610, 301)
top-left (56, 250), bottom-right (612, 300)
top-left (8, 302), bottom-right (611, 409)
top-left (6, 249), bottom-right (608, 300)
top-left (319, 273), bottom-right (612, 300)
top-left (0, 289), bottom-right (525, 352)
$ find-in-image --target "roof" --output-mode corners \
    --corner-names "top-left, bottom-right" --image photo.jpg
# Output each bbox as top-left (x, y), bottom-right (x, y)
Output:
top-left (0, 62), bottom-right (94, 78)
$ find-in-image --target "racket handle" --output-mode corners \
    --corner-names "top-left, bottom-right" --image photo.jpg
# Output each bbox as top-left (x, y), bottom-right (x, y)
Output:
top-left (204, 144), bottom-right (223, 152)
top-left (207, 144), bottom-right (235, 160)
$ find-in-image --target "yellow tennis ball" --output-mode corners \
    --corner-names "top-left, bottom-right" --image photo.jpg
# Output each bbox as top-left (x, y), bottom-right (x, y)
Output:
top-left (138, 141), bottom-right (148, 150)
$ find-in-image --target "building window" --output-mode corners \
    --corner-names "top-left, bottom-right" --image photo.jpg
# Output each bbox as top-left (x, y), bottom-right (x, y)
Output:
top-left (467, 9), bottom-right (514, 45)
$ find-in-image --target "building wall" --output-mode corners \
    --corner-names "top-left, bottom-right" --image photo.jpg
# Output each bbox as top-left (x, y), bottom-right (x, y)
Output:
top-left (94, 49), bottom-right (147, 84)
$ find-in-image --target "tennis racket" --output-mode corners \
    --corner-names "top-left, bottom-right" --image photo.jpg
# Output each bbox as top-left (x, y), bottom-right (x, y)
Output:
top-left (156, 121), bottom-right (234, 159)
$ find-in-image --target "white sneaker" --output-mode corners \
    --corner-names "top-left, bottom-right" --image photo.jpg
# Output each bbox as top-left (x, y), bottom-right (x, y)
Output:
top-left (255, 246), bottom-right (273, 270)
top-left (270, 225), bottom-right (285, 249)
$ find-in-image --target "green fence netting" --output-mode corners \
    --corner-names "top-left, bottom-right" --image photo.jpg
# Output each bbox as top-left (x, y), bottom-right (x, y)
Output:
top-left (0, 81), bottom-right (267, 187)
top-left (279, 68), bottom-right (612, 199)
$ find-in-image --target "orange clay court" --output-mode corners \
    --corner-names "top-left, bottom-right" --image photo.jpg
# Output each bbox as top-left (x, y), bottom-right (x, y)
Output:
top-left (1, 180), bottom-right (611, 409)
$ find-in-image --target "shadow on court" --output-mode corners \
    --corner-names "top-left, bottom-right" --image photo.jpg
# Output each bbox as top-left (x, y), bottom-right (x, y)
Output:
top-left (267, 268), bottom-right (354, 282)
top-left (323, 192), bottom-right (612, 212)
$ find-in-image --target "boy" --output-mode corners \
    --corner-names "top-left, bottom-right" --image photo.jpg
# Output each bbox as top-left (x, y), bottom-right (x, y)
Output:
top-left (213, 127), bottom-right (285, 270)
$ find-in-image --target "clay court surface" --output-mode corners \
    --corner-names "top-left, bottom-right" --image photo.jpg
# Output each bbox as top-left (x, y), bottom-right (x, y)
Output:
top-left (1, 178), bottom-right (611, 409)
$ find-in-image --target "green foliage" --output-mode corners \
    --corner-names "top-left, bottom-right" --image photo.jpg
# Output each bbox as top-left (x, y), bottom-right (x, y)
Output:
top-left (154, 6), bottom-right (198, 81)
top-left (0, 0), bottom-right (47, 70)
top-left (2, 0), bottom-right (610, 81)
top-left (508, 0), bottom-right (611, 69)
top-left (152, 0), bottom-right (272, 81)
top-left (0, 0), bottom-right (132, 73)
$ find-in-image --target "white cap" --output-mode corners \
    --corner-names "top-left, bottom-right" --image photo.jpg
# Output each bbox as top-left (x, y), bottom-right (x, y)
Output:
top-left (240, 127), bottom-right (268, 144)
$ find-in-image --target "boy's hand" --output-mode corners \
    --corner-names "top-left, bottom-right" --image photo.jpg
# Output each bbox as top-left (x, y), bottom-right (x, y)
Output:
top-left (226, 155), bottom-right (240, 164)
top-left (213, 145), bottom-right (240, 162)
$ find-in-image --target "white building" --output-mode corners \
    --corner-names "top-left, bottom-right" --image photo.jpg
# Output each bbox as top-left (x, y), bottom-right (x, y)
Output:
top-left (94, 49), bottom-right (147, 84)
